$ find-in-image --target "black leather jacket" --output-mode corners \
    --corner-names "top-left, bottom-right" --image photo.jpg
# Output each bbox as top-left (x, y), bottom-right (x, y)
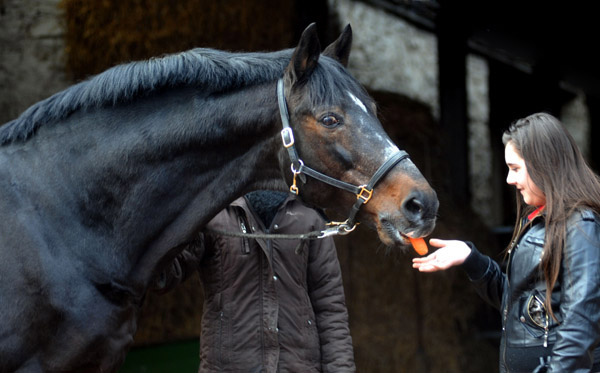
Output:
top-left (462, 209), bottom-right (600, 372)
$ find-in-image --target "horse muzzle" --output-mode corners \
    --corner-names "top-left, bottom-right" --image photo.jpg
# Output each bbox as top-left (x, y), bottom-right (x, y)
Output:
top-left (371, 183), bottom-right (439, 248)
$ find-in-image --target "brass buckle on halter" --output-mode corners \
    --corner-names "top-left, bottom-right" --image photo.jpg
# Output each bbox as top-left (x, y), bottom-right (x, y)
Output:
top-left (357, 185), bottom-right (373, 203)
top-left (281, 128), bottom-right (295, 148)
top-left (289, 160), bottom-right (304, 195)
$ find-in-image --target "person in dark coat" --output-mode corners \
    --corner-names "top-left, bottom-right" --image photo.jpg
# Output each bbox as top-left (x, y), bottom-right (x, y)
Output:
top-left (413, 113), bottom-right (600, 372)
top-left (155, 190), bottom-right (355, 372)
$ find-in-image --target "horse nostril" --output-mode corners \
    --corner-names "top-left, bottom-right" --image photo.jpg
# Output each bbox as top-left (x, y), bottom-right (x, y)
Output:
top-left (402, 193), bottom-right (425, 220)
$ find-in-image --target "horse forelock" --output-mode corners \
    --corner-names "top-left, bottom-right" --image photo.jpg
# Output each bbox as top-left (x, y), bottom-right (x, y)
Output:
top-left (0, 48), bottom-right (293, 145)
top-left (305, 57), bottom-right (372, 110)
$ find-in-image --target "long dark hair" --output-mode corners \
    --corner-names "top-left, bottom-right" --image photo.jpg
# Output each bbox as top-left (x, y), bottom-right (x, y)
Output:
top-left (502, 112), bottom-right (600, 319)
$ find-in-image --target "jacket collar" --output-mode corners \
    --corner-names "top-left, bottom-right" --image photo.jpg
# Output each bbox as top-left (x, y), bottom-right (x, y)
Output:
top-left (231, 193), bottom-right (297, 231)
top-left (527, 205), bottom-right (545, 221)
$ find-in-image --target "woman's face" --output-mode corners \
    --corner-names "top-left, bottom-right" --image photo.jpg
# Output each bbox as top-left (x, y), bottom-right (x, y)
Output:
top-left (505, 141), bottom-right (546, 207)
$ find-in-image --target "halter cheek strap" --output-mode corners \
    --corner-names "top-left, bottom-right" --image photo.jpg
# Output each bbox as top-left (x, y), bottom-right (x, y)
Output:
top-left (276, 78), bottom-right (410, 232)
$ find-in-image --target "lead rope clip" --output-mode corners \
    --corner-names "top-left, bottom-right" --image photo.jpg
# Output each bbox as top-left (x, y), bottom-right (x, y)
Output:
top-left (289, 160), bottom-right (304, 195)
top-left (318, 220), bottom-right (358, 238)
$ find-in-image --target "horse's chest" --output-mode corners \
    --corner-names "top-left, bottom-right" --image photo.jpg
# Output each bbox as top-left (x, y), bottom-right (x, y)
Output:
top-left (1, 274), bottom-right (140, 372)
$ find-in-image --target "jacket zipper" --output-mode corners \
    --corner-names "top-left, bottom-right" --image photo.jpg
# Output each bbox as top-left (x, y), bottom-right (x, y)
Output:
top-left (528, 214), bottom-right (549, 348)
top-left (238, 214), bottom-right (250, 254)
top-left (535, 294), bottom-right (549, 348)
top-left (503, 219), bottom-right (525, 370)
top-left (527, 294), bottom-right (550, 347)
top-left (543, 304), bottom-right (549, 348)
top-left (502, 216), bottom-right (547, 369)
top-left (522, 214), bottom-right (549, 348)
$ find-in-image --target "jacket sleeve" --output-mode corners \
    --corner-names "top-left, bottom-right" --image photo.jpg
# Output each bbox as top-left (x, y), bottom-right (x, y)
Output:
top-left (548, 217), bottom-right (600, 372)
top-left (151, 234), bottom-right (205, 294)
top-left (306, 226), bottom-right (356, 372)
top-left (460, 242), bottom-right (507, 311)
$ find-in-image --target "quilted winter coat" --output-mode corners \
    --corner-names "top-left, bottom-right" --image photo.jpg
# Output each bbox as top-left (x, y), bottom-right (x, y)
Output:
top-left (156, 193), bottom-right (355, 372)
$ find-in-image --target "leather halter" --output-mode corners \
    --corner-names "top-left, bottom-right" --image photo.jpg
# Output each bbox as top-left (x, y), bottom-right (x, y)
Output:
top-left (277, 78), bottom-right (410, 233)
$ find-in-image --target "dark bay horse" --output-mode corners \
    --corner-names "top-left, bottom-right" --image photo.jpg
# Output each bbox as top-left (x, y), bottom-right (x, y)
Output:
top-left (0, 24), bottom-right (438, 372)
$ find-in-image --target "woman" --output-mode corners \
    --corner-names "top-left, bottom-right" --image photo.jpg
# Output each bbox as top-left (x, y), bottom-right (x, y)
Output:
top-left (413, 112), bottom-right (600, 372)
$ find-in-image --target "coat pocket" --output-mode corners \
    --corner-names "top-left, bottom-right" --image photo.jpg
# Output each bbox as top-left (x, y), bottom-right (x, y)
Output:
top-left (200, 292), bottom-right (230, 366)
top-left (527, 293), bottom-right (547, 329)
top-left (519, 290), bottom-right (550, 346)
top-left (303, 307), bottom-right (321, 363)
top-left (523, 235), bottom-right (545, 265)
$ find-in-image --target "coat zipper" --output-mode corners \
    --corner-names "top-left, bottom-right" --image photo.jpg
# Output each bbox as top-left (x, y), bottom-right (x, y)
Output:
top-left (534, 294), bottom-right (549, 348)
top-left (503, 219), bottom-right (525, 370)
top-left (238, 214), bottom-right (250, 254)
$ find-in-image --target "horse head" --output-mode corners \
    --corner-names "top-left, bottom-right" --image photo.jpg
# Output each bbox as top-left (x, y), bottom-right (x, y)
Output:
top-left (277, 23), bottom-right (439, 248)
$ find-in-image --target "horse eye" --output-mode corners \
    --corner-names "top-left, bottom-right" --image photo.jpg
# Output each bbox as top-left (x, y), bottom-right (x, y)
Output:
top-left (320, 115), bottom-right (340, 128)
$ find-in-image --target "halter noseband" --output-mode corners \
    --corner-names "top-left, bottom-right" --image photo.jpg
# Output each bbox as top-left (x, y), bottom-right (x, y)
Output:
top-left (277, 78), bottom-right (409, 234)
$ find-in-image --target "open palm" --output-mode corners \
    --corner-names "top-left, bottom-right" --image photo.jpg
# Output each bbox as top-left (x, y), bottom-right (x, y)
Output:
top-left (412, 239), bottom-right (472, 272)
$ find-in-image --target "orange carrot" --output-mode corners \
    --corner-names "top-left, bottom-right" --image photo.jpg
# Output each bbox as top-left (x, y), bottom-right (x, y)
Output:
top-left (409, 237), bottom-right (428, 256)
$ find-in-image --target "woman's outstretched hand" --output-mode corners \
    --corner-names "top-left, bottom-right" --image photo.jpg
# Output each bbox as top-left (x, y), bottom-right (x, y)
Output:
top-left (412, 239), bottom-right (472, 272)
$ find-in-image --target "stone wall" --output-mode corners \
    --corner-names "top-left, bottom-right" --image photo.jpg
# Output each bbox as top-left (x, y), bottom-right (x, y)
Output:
top-left (0, 0), bottom-right (69, 125)
top-left (329, 0), bottom-right (439, 118)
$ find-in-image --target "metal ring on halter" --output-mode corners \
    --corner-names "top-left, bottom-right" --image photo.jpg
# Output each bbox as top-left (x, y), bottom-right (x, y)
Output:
top-left (337, 222), bottom-right (358, 235)
top-left (323, 219), bottom-right (358, 236)
top-left (290, 159), bottom-right (304, 175)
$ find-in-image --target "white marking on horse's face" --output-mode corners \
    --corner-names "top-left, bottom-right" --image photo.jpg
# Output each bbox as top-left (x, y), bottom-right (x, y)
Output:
top-left (385, 139), bottom-right (400, 158)
top-left (347, 91), bottom-right (368, 114)
top-left (346, 91), bottom-right (401, 161)
top-left (364, 132), bottom-right (400, 160)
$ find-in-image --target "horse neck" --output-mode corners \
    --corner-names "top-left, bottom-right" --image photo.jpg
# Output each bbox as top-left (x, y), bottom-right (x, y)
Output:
top-left (122, 82), bottom-right (287, 286)
top-left (13, 82), bottom-right (285, 291)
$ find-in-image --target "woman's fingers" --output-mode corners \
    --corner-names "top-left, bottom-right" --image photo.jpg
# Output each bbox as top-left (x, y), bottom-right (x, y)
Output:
top-left (412, 252), bottom-right (441, 272)
top-left (428, 238), bottom-right (449, 248)
top-left (412, 239), bottom-right (472, 272)
top-left (412, 252), bottom-right (435, 263)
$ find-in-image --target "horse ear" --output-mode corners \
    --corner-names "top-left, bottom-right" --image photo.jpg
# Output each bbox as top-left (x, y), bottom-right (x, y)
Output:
top-left (322, 24), bottom-right (352, 67)
top-left (286, 23), bottom-right (321, 87)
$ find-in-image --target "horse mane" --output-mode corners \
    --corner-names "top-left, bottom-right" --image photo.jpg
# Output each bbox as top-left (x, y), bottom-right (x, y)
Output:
top-left (0, 48), bottom-right (293, 145)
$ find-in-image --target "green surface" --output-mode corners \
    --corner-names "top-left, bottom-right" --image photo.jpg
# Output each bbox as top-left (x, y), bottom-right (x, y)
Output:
top-left (119, 339), bottom-right (199, 373)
